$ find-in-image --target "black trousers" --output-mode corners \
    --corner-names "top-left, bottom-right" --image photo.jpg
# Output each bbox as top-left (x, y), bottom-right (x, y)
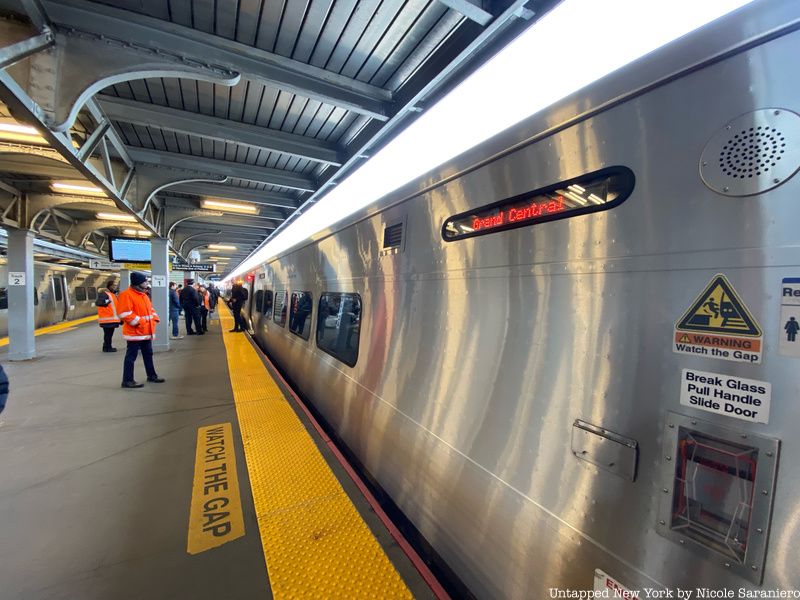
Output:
top-left (101, 325), bottom-right (117, 349)
top-left (123, 339), bottom-right (157, 383)
top-left (199, 307), bottom-right (208, 332)
top-left (231, 303), bottom-right (244, 330)
top-left (184, 305), bottom-right (196, 334)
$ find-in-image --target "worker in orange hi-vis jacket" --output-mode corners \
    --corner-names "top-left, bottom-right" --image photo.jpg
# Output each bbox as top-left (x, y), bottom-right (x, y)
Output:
top-left (117, 272), bottom-right (165, 389)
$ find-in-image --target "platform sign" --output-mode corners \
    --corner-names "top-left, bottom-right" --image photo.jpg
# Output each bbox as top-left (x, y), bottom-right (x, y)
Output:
top-left (673, 274), bottom-right (763, 364)
top-left (779, 278), bottom-right (800, 358)
top-left (123, 262), bottom-right (151, 271)
top-left (171, 261), bottom-right (214, 272)
top-left (151, 275), bottom-right (167, 287)
top-left (679, 368), bottom-right (771, 424)
top-left (8, 272), bottom-right (25, 286)
top-left (89, 259), bottom-right (115, 270)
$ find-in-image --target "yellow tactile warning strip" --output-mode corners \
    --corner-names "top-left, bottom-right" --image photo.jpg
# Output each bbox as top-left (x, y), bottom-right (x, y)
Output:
top-left (0, 314), bottom-right (98, 346)
top-left (219, 309), bottom-right (413, 599)
top-left (187, 423), bottom-right (245, 554)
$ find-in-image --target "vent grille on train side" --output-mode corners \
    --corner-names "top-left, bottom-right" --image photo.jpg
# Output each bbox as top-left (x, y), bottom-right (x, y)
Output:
top-left (700, 108), bottom-right (800, 197)
top-left (383, 223), bottom-right (403, 249)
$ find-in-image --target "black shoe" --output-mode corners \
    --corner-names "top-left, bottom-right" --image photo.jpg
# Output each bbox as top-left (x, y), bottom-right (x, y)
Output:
top-left (102, 347), bottom-right (117, 353)
top-left (187, 331), bottom-right (196, 335)
top-left (121, 381), bottom-right (144, 389)
top-left (229, 329), bottom-right (239, 332)
top-left (147, 377), bottom-right (165, 383)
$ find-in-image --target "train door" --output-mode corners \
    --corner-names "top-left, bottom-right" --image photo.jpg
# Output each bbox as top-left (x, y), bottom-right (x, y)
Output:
top-left (51, 275), bottom-right (68, 321)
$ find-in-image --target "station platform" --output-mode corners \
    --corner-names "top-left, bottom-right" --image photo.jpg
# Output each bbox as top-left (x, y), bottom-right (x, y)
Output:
top-left (0, 311), bottom-right (440, 600)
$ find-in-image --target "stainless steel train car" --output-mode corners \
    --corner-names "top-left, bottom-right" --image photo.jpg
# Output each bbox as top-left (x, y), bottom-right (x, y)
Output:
top-left (241, 2), bottom-right (800, 596)
top-left (0, 259), bottom-right (114, 335)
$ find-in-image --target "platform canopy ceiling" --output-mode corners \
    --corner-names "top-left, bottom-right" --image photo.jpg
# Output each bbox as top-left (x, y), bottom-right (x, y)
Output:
top-left (0, 0), bottom-right (556, 274)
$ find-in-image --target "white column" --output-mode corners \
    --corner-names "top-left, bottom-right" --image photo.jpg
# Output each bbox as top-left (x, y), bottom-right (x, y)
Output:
top-left (7, 228), bottom-right (35, 361)
top-left (150, 237), bottom-right (170, 352)
top-left (119, 269), bottom-right (130, 291)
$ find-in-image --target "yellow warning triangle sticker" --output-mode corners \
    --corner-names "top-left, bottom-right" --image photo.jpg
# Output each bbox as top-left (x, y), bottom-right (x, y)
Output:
top-left (679, 334), bottom-right (691, 343)
top-left (676, 274), bottom-right (762, 337)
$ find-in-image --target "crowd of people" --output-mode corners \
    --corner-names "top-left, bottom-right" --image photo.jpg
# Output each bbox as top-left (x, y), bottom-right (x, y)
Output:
top-left (95, 273), bottom-right (222, 388)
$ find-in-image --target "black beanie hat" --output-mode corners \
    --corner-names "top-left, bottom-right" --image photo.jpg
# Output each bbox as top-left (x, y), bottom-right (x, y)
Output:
top-left (130, 272), bottom-right (147, 286)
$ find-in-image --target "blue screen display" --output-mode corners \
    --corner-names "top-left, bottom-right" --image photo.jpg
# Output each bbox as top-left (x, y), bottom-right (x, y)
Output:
top-left (109, 237), bottom-right (151, 263)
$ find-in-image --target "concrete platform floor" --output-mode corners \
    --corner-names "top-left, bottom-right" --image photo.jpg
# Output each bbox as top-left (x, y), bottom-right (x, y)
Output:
top-left (0, 317), bottom-right (270, 600)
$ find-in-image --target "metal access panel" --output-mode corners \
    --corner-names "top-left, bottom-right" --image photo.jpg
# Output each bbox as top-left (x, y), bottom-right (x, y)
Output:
top-left (656, 412), bottom-right (780, 584)
top-left (571, 420), bottom-right (639, 481)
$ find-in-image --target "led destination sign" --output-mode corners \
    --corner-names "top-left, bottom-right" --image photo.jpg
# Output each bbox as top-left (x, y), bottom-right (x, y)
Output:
top-left (442, 167), bottom-right (635, 241)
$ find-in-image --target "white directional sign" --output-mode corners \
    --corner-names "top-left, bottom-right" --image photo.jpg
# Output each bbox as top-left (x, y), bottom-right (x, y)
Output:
top-left (151, 275), bottom-right (167, 287)
top-left (9, 272), bottom-right (25, 286)
top-left (89, 259), bottom-right (115, 270)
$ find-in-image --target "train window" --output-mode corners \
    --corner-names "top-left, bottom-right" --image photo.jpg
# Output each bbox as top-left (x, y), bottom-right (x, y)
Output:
top-left (273, 290), bottom-right (288, 327)
top-left (87, 287), bottom-right (98, 300)
top-left (53, 278), bottom-right (63, 302)
top-left (75, 287), bottom-right (87, 301)
top-left (0, 288), bottom-right (6, 310)
top-left (254, 289), bottom-right (264, 315)
top-left (289, 291), bottom-right (313, 340)
top-left (442, 166), bottom-right (635, 241)
top-left (316, 293), bottom-right (361, 367)
top-left (33, 288), bottom-right (38, 306)
top-left (262, 290), bottom-right (273, 317)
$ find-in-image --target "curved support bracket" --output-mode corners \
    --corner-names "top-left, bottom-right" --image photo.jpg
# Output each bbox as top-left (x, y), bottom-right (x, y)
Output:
top-left (164, 208), bottom-right (224, 240)
top-left (26, 29), bottom-right (240, 131)
top-left (69, 219), bottom-right (128, 245)
top-left (127, 165), bottom-right (228, 220)
top-left (172, 229), bottom-right (222, 255)
top-left (24, 193), bottom-right (115, 229)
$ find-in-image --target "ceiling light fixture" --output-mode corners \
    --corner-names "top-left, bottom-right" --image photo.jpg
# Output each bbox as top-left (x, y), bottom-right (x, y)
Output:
top-left (96, 212), bottom-right (137, 222)
top-left (0, 121), bottom-right (47, 145)
top-left (201, 199), bottom-right (259, 214)
top-left (123, 228), bottom-right (152, 237)
top-left (52, 181), bottom-right (107, 197)
top-left (207, 244), bottom-right (237, 251)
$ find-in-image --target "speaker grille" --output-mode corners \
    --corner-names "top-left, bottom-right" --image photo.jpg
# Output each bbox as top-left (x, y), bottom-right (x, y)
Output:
top-left (700, 108), bottom-right (800, 197)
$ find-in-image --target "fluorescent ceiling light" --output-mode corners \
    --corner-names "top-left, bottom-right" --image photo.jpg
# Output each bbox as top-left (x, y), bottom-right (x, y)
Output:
top-left (207, 244), bottom-right (237, 250)
top-left (201, 199), bottom-right (259, 214)
top-left (208, 256), bottom-right (231, 260)
top-left (227, 0), bottom-right (753, 281)
top-left (52, 181), bottom-right (107, 197)
top-left (123, 228), bottom-right (152, 237)
top-left (0, 121), bottom-right (47, 145)
top-left (96, 212), bottom-right (137, 222)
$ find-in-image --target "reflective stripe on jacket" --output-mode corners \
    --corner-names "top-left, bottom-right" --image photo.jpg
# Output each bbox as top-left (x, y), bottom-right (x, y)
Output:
top-left (117, 287), bottom-right (160, 341)
top-left (97, 290), bottom-right (120, 324)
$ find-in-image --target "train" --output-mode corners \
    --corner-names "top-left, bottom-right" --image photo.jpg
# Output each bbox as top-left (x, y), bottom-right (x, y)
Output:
top-left (0, 259), bottom-right (113, 335)
top-left (236, 2), bottom-right (799, 597)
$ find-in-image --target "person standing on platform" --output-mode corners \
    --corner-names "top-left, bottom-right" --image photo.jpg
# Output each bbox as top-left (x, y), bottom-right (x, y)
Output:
top-left (169, 282), bottom-right (183, 340)
top-left (229, 282), bottom-right (248, 332)
top-left (181, 279), bottom-right (201, 335)
top-left (117, 272), bottom-right (165, 389)
top-left (198, 285), bottom-right (210, 333)
top-left (95, 279), bottom-right (120, 352)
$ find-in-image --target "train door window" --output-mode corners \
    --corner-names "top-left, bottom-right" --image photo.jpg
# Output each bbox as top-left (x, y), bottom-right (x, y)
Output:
top-left (273, 290), bottom-right (288, 327)
top-left (0, 288), bottom-right (7, 310)
top-left (53, 277), bottom-right (63, 302)
top-left (262, 290), bottom-right (273, 317)
top-left (316, 293), bottom-right (361, 367)
top-left (87, 287), bottom-right (98, 301)
top-left (254, 289), bottom-right (264, 317)
top-left (33, 288), bottom-right (38, 306)
top-left (75, 287), bottom-right (87, 301)
top-left (289, 291), bottom-right (313, 340)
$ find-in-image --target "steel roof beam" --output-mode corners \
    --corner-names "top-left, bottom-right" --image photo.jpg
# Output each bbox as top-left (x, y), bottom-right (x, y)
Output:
top-left (437, 0), bottom-right (493, 25)
top-left (126, 147), bottom-right (315, 192)
top-left (40, 0), bottom-right (392, 121)
top-left (98, 96), bottom-right (344, 167)
top-left (169, 183), bottom-right (299, 210)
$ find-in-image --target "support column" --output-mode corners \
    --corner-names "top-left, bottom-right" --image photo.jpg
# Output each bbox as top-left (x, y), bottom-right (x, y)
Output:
top-left (150, 238), bottom-right (170, 352)
top-left (119, 269), bottom-right (129, 291)
top-left (7, 229), bottom-right (35, 361)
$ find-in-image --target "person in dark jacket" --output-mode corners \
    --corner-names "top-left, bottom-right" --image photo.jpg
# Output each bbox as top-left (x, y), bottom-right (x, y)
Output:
top-left (168, 282), bottom-right (183, 339)
top-left (0, 363), bottom-right (8, 413)
top-left (181, 279), bottom-right (203, 336)
top-left (229, 283), bottom-right (248, 332)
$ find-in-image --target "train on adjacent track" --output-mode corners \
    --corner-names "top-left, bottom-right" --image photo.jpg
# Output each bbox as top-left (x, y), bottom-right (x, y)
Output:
top-left (0, 260), bottom-right (111, 335)
top-left (235, 2), bottom-right (799, 596)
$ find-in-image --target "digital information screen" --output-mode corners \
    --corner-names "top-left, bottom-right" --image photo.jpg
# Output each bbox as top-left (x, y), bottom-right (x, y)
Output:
top-left (109, 237), bottom-right (152, 263)
top-left (442, 167), bottom-right (635, 241)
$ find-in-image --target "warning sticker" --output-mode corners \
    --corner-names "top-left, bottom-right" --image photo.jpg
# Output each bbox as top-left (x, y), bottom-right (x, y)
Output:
top-left (680, 368), bottom-right (771, 424)
top-left (779, 278), bottom-right (800, 358)
top-left (674, 274), bottom-right (763, 364)
top-left (593, 569), bottom-right (636, 598)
